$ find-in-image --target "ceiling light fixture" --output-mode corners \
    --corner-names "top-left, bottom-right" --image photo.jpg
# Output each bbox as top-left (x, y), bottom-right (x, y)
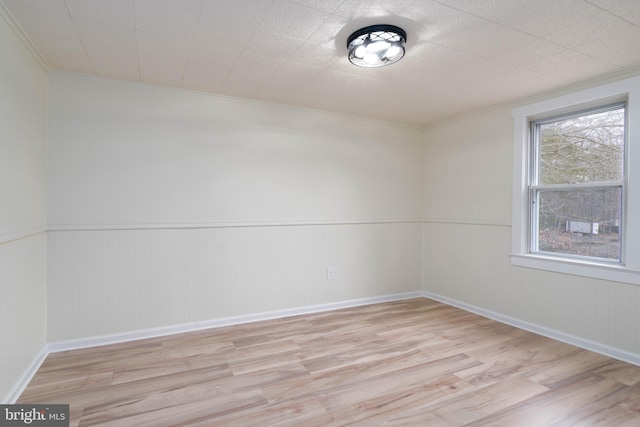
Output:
top-left (347, 24), bottom-right (407, 68)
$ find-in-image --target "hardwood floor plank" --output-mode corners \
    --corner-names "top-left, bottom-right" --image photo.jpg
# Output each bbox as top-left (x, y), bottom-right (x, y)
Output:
top-left (17, 298), bottom-right (640, 426)
top-left (185, 394), bottom-right (328, 427)
top-left (21, 364), bottom-right (234, 426)
top-left (110, 357), bottom-right (232, 386)
top-left (228, 352), bottom-right (304, 376)
top-left (552, 381), bottom-right (640, 426)
top-left (595, 360), bottom-right (640, 386)
top-left (431, 377), bottom-right (550, 425)
top-left (84, 392), bottom-right (269, 427)
top-left (307, 374), bottom-right (471, 426)
top-left (314, 354), bottom-right (481, 412)
top-left (467, 375), bottom-right (628, 426)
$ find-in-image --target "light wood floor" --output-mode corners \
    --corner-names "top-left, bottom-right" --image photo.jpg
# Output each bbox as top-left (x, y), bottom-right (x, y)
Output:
top-left (18, 298), bottom-right (640, 426)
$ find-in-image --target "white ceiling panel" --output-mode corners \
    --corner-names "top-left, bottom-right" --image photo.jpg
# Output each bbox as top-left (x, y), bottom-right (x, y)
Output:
top-left (3, 0), bottom-right (640, 127)
top-left (260, 0), bottom-right (330, 39)
top-left (192, 21), bottom-right (253, 60)
top-left (133, 0), bottom-right (202, 37)
top-left (305, 13), bottom-right (348, 47)
top-left (527, 50), bottom-right (620, 82)
top-left (288, 42), bottom-right (341, 67)
top-left (427, 13), bottom-right (504, 50)
top-left (289, 0), bottom-right (344, 14)
top-left (495, 39), bottom-right (568, 68)
top-left (74, 21), bottom-right (137, 50)
top-left (3, 0), bottom-right (67, 15)
top-left (568, 11), bottom-right (640, 67)
top-left (233, 52), bottom-right (285, 78)
top-left (84, 44), bottom-right (140, 81)
top-left (243, 30), bottom-right (306, 60)
top-left (269, 61), bottom-right (324, 89)
top-left (182, 60), bottom-right (229, 93)
top-left (434, 0), bottom-right (555, 26)
top-left (333, 0), bottom-right (415, 20)
top-left (6, 4), bottom-right (76, 40)
top-left (508, 0), bottom-right (602, 38)
top-left (136, 31), bottom-right (192, 61)
top-left (199, 0), bottom-right (272, 30)
top-left (188, 41), bottom-right (242, 67)
top-left (65, 0), bottom-right (135, 29)
top-left (139, 53), bottom-right (186, 87)
top-left (600, 0), bottom-right (640, 26)
top-left (29, 36), bottom-right (87, 61)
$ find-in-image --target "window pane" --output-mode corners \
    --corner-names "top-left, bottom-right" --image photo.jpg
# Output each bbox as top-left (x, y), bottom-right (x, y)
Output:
top-left (538, 107), bottom-right (624, 184)
top-left (536, 188), bottom-right (621, 260)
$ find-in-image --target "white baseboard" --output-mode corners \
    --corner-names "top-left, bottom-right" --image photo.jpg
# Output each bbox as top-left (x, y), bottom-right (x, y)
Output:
top-left (3, 344), bottom-right (48, 404)
top-left (48, 291), bottom-right (424, 353)
top-left (422, 290), bottom-right (640, 367)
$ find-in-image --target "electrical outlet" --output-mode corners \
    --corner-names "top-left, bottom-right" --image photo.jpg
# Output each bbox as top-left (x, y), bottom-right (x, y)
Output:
top-left (327, 267), bottom-right (336, 281)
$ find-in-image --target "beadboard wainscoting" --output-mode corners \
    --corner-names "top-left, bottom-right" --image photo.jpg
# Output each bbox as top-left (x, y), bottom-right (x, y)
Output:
top-left (47, 222), bottom-right (423, 343)
top-left (47, 289), bottom-right (425, 353)
top-left (0, 233), bottom-right (47, 404)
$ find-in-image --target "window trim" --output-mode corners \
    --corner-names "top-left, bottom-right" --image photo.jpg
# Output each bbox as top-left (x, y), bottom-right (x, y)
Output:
top-left (529, 102), bottom-right (626, 264)
top-left (510, 75), bottom-right (640, 285)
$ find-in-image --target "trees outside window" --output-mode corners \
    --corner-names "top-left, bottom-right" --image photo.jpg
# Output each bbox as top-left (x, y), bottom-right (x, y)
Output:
top-left (530, 104), bottom-right (625, 261)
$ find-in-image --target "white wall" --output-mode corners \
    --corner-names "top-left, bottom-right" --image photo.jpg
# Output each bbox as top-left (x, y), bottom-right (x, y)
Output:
top-left (422, 103), bottom-right (640, 357)
top-left (47, 74), bottom-right (424, 342)
top-left (0, 7), bottom-right (48, 402)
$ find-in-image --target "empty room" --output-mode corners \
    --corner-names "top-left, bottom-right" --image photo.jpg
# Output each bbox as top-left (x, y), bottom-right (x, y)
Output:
top-left (2, 0), bottom-right (640, 425)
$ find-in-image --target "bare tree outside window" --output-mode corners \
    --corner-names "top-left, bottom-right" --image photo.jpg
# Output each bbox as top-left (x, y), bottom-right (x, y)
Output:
top-left (531, 105), bottom-right (625, 261)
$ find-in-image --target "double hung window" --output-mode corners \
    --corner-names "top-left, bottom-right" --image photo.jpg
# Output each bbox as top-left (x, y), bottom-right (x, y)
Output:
top-left (529, 104), bottom-right (625, 262)
top-left (511, 76), bottom-right (640, 285)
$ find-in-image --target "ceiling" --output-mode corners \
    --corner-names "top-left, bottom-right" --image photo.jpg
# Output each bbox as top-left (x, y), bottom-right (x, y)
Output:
top-left (3, 0), bottom-right (640, 127)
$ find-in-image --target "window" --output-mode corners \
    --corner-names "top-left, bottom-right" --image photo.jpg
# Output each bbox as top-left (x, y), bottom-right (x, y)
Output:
top-left (530, 104), bottom-right (625, 263)
top-left (511, 76), bottom-right (640, 285)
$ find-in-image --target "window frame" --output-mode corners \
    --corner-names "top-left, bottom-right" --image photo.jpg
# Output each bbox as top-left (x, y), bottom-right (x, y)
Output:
top-left (529, 102), bottom-right (626, 263)
top-left (510, 76), bottom-right (640, 285)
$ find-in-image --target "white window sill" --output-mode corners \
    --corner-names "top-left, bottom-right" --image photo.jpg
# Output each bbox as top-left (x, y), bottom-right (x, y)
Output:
top-left (509, 253), bottom-right (640, 286)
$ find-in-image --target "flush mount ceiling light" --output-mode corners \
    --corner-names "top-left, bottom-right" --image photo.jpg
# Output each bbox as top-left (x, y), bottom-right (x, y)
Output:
top-left (347, 24), bottom-right (407, 68)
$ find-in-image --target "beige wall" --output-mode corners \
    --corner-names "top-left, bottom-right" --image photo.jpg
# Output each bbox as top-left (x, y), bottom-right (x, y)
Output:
top-left (422, 103), bottom-right (640, 356)
top-left (46, 73), bottom-right (424, 342)
top-left (0, 7), bottom-right (48, 402)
